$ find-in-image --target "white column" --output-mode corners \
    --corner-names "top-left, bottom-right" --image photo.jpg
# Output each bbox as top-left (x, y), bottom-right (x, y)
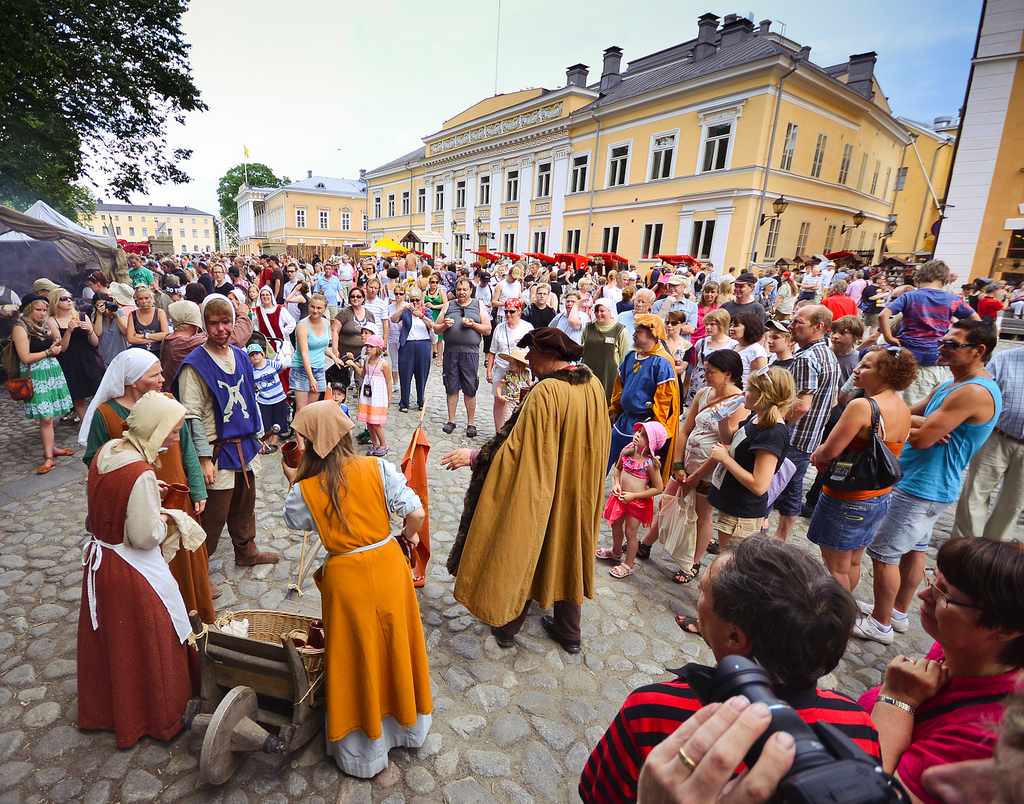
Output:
top-left (443, 172), bottom-right (454, 256)
top-left (676, 208), bottom-right (695, 254)
top-left (709, 206), bottom-right (734, 270)
top-left (465, 167), bottom-right (477, 250)
top-left (489, 164), bottom-right (501, 249)
top-left (517, 157), bottom-right (533, 252)
top-left (549, 146), bottom-right (571, 256)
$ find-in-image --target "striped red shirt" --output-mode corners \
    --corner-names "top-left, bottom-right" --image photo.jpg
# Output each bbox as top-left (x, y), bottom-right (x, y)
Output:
top-left (580, 669), bottom-right (881, 803)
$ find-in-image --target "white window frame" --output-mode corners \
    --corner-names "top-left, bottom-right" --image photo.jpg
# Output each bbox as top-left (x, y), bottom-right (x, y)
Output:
top-left (435, 184), bottom-right (445, 211)
top-left (601, 225), bottom-right (620, 253)
top-left (401, 191), bottom-right (410, 215)
top-left (565, 228), bottom-right (581, 253)
top-left (605, 140), bottom-right (632, 188)
top-left (838, 144), bottom-right (853, 185)
top-left (506, 169), bottom-right (519, 202)
top-left (373, 195), bottom-right (381, 218)
top-left (129, 226), bottom-right (135, 236)
top-left (641, 222), bottom-right (664, 259)
top-left (478, 175), bottom-right (491, 205)
top-left (296, 208), bottom-right (306, 228)
top-left (387, 194), bottom-right (395, 217)
top-left (341, 211), bottom-right (351, 230)
top-left (764, 218), bottom-right (781, 260)
top-left (416, 188), bottom-right (426, 213)
top-left (810, 134), bottom-right (827, 178)
top-left (894, 166), bottom-right (908, 192)
top-left (455, 181), bottom-right (466, 209)
top-left (319, 209), bottom-right (329, 230)
top-left (857, 153), bottom-right (868, 190)
top-left (532, 229), bottom-right (548, 253)
top-left (795, 221), bottom-right (811, 257)
top-left (780, 122), bottom-right (798, 171)
top-left (690, 220), bottom-right (716, 260)
top-left (697, 109), bottom-right (738, 174)
top-left (536, 162), bottom-right (552, 198)
top-left (870, 159), bottom-right (881, 196)
top-left (569, 154), bottom-right (589, 194)
top-left (647, 129), bottom-right (678, 182)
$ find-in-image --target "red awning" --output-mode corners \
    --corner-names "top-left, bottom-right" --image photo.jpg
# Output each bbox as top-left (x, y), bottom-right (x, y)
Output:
top-left (411, 249), bottom-right (431, 258)
top-left (553, 252), bottom-right (589, 268)
top-left (468, 249), bottom-right (500, 262)
top-left (654, 253), bottom-right (699, 267)
top-left (117, 239), bottom-right (151, 256)
top-left (524, 252), bottom-right (557, 264)
top-left (496, 251), bottom-right (522, 260)
top-left (824, 250), bottom-right (856, 259)
top-left (586, 252), bottom-right (629, 265)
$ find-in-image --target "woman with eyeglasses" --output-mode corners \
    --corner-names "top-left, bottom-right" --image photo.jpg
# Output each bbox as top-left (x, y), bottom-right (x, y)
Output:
top-left (807, 347), bottom-right (917, 592)
top-left (859, 538), bottom-right (1024, 804)
top-left (330, 287), bottom-right (376, 389)
top-left (48, 287), bottom-right (103, 423)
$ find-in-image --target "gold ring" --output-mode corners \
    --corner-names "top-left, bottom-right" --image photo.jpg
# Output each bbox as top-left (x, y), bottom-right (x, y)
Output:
top-left (678, 747), bottom-right (698, 772)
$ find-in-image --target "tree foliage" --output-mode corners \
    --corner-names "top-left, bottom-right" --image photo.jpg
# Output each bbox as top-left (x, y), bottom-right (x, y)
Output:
top-left (0, 0), bottom-right (206, 219)
top-left (217, 163), bottom-right (289, 234)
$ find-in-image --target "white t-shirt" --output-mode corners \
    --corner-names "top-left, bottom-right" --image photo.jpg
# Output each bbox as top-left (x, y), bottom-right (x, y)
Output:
top-left (602, 285), bottom-right (624, 304)
top-left (737, 341), bottom-right (768, 385)
top-left (490, 319), bottom-right (534, 369)
top-left (338, 264), bottom-right (354, 282)
top-left (407, 315), bottom-right (431, 341)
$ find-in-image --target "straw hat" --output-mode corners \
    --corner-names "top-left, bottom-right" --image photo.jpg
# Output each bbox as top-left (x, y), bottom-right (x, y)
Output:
top-left (497, 347), bottom-right (530, 366)
top-left (108, 282), bottom-right (136, 307)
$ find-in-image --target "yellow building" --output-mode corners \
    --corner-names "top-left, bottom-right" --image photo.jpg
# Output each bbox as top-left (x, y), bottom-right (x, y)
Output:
top-left (236, 172), bottom-right (368, 258)
top-left (365, 12), bottom-right (913, 271)
top-left (85, 203), bottom-right (216, 253)
top-left (886, 116), bottom-right (958, 260)
top-left (935, 1), bottom-right (1024, 282)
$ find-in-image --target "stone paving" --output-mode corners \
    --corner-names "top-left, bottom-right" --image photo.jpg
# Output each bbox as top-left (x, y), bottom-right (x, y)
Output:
top-left (0, 362), bottom-right (952, 803)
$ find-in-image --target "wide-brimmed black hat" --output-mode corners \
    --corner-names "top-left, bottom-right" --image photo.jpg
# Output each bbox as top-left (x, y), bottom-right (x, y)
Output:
top-left (517, 327), bottom-right (584, 361)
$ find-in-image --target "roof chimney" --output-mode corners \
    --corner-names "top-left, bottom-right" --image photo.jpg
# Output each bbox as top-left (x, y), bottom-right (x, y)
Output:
top-left (758, 19), bottom-right (772, 35)
top-left (307, 170), bottom-right (313, 179)
top-left (600, 47), bottom-right (623, 91)
top-left (694, 13), bottom-right (719, 61)
top-left (720, 14), bottom-right (754, 48)
top-left (846, 51), bottom-right (877, 100)
top-left (566, 63), bottom-right (590, 88)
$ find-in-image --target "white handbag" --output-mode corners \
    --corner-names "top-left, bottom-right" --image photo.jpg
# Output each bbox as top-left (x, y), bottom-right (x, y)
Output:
top-left (656, 490), bottom-right (698, 567)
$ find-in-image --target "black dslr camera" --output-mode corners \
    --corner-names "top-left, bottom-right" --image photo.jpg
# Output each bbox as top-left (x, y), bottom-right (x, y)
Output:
top-left (690, 656), bottom-right (910, 804)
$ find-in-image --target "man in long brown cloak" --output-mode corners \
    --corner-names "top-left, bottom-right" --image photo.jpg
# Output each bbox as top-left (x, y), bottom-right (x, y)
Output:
top-left (442, 327), bottom-right (611, 652)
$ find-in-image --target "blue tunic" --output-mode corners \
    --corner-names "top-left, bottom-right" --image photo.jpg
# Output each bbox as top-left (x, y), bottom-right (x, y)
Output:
top-left (608, 351), bottom-right (676, 472)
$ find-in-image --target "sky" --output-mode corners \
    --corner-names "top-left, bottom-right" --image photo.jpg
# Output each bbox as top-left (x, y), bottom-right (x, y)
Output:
top-left (110, 0), bottom-right (982, 218)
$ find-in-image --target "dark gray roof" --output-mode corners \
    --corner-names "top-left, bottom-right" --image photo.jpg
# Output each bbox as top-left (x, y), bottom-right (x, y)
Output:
top-left (366, 145), bottom-right (427, 176)
top-left (589, 36), bottom-right (788, 107)
top-left (824, 63), bottom-right (849, 77)
top-left (97, 202), bottom-right (213, 216)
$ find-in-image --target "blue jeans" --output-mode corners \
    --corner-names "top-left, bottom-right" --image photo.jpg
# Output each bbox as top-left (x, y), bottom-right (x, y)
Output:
top-left (867, 487), bottom-right (950, 565)
top-left (771, 448), bottom-right (811, 516)
top-left (398, 339), bottom-right (431, 408)
top-left (806, 491), bottom-right (890, 551)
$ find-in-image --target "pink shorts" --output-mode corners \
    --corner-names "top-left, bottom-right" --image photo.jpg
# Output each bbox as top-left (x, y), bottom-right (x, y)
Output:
top-left (603, 495), bottom-right (654, 527)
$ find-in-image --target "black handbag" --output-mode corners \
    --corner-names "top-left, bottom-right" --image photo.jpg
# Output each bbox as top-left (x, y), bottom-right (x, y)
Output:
top-left (826, 397), bottom-right (902, 492)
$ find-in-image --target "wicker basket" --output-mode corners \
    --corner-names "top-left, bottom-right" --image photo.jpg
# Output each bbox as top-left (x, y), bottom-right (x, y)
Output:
top-left (215, 609), bottom-right (324, 681)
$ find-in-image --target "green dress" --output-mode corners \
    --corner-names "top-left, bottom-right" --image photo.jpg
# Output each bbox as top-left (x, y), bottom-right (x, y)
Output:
top-left (83, 399), bottom-right (206, 502)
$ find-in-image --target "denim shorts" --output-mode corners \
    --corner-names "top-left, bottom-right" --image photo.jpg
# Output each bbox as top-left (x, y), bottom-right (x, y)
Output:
top-left (866, 487), bottom-right (950, 565)
top-left (290, 366), bottom-right (326, 392)
top-left (806, 491), bottom-right (890, 551)
top-left (772, 448), bottom-right (811, 516)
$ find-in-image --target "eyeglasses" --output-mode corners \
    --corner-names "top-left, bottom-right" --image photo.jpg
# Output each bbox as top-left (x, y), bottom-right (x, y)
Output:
top-left (938, 339), bottom-right (974, 351)
top-left (924, 568), bottom-right (982, 610)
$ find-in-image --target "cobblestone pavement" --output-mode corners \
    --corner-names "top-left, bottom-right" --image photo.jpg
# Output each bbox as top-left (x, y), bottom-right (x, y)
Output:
top-left (0, 362), bottom-right (952, 804)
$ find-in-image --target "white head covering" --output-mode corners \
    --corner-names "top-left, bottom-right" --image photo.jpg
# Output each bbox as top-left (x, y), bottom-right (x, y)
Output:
top-left (228, 287), bottom-right (247, 305)
top-left (78, 348), bottom-right (159, 445)
top-left (124, 391), bottom-right (186, 465)
top-left (201, 293), bottom-right (235, 322)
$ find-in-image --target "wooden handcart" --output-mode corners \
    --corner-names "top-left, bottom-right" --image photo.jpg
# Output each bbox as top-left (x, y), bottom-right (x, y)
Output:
top-left (188, 609), bottom-right (325, 785)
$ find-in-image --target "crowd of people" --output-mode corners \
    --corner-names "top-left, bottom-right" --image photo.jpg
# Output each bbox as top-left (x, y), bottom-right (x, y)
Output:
top-left (3, 246), bottom-right (1023, 799)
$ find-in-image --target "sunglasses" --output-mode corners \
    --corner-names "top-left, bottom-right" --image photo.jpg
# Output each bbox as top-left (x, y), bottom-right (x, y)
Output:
top-left (58, 296), bottom-right (73, 302)
top-left (938, 339), bottom-right (974, 350)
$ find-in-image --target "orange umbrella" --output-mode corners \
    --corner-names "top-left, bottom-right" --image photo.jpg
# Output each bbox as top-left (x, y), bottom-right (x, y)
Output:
top-left (401, 423), bottom-right (431, 588)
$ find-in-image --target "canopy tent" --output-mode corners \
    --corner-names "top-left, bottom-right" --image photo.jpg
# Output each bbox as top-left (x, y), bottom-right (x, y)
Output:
top-left (587, 251), bottom-right (629, 266)
top-left (468, 249), bottom-right (500, 262)
top-left (360, 237), bottom-right (409, 257)
top-left (496, 251), bottom-right (522, 260)
top-left (525, 252), bottom-right (556, 264)
top-left (398, 229), bottom-right (444, 245)
top-left (553, 252), bottom-right (589, 269)
top-left (0, 201), bottom-right (123, 296)
top-left (655, 253), bottom-right (700, 267)
top-left (410, 249), bottom-right (432, 259)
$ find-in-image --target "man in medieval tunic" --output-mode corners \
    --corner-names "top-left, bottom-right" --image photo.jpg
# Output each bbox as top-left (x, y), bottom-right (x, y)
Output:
top-left (442, 327), bottom-right (610, 653)
top-left (176, 295), bottom-right (280, 566)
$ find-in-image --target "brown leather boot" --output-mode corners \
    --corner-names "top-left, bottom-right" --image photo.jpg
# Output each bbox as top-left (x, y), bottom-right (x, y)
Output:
top-left (234, 544), bottom-right (281, 566)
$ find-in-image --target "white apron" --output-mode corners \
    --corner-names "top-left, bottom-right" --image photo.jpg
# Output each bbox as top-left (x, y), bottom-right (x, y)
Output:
top-left (82, 534), bottom-right (193, 644)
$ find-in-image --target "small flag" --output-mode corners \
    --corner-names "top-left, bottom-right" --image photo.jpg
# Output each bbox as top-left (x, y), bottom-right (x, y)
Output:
top-left (243, 145), bottom-right (250, 160)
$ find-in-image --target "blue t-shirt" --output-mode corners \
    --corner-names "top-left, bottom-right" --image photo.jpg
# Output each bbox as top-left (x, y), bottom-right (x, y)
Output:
top-left (314, 275), bottom-right (342, 306)
top-left (252, 358), bottom-right (286, 405)
top-left (887, 288), bottom-right (975, 367)
top-left (898, 376), bottom-right (1002, 503)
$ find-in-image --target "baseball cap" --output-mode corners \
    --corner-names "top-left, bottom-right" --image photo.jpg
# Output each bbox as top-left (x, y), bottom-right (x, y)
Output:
top-left (766, 319), bottom-right (791, 334)
top-left (245, 343), bottom-right (264, 354)
top-left (735, 272), bottom-right (758, 285)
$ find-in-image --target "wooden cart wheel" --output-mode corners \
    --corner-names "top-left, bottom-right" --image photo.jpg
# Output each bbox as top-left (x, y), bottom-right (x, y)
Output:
top-left (200, 686), bottom-right (277, 785)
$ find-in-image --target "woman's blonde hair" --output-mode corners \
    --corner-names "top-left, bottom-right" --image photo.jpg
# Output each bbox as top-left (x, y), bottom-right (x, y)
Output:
top-left (746, 367), bottom-right (795, 427)
top-left (703, 308), bottom-right (731, 331)
top-left (308, 293), bottom-right (329, 308)
top-left (47, 287), bottom-right (69, 316)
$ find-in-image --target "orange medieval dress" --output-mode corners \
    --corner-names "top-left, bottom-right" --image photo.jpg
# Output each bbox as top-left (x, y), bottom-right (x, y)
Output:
top-left (77, 446), bottom-right (197, 748)
top-left (283, 456), bottom-right (432, 778)
top-left (93, 401), bottom-right (215, 623)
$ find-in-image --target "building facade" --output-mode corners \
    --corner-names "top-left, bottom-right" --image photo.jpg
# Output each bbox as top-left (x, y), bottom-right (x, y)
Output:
top-left (935, 0), bottom-right (1024, 281)
top-left (236, 173), bottom-right (368, 258)
top-left (85, 203), bottom-right (217, 253)
top-left (365, 13), bottom-right (913, 271)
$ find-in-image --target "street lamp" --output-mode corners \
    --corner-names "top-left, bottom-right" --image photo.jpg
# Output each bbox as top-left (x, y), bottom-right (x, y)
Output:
top-left (841, 210), bottom-right (866, 235)
top-left (759, 195), bottom-right (788, 226)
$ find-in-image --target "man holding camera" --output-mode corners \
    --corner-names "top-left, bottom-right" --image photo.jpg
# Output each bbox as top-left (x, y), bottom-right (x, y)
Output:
top-left (580, 537), bottom-right (880, 803)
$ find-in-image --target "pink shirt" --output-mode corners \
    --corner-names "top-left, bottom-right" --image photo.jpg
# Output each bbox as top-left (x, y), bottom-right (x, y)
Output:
top-left (859, 643), bottom-right (1019, 803)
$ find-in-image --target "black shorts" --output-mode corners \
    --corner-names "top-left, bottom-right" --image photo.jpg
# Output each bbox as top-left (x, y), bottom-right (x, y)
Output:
top-left (259, 399), bottom-right (292, 435)
top-left (442, 350), bottom-right (480, 397)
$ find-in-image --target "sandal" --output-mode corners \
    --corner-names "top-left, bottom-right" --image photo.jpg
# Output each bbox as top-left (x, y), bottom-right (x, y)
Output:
top-left (675, 614), bottom-right (702, 635)
top-left (636, 543), bottom-right (653, 560)
top-left (595, 547), bottom-right (623, 562)
top-left (609, 563), bottom-right (634, 579)
top-left (673, 565), bottom-right (701, 584)
top-left (441, 421), bottom-right (456, 434)
top-left (706, 540), bottom-right (721, 555)
top-left (52, 447), bottom-right (75, 457)
top-left (35, 459), bottom-right (56, 475)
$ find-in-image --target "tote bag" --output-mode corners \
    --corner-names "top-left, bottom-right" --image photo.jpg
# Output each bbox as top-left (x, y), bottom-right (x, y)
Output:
top-left (656, 490), bottom-right (697, 567)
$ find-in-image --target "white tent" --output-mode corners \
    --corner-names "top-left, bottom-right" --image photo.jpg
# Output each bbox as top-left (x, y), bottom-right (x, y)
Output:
top-left (0, 201), bottom-right (124, 295)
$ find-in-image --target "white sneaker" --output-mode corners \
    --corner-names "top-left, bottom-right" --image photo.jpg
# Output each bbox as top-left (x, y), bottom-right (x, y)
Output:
top-left (852, 615), bottom-right (894, 645)
top-left (855, 601), bottom-right (909, 634)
